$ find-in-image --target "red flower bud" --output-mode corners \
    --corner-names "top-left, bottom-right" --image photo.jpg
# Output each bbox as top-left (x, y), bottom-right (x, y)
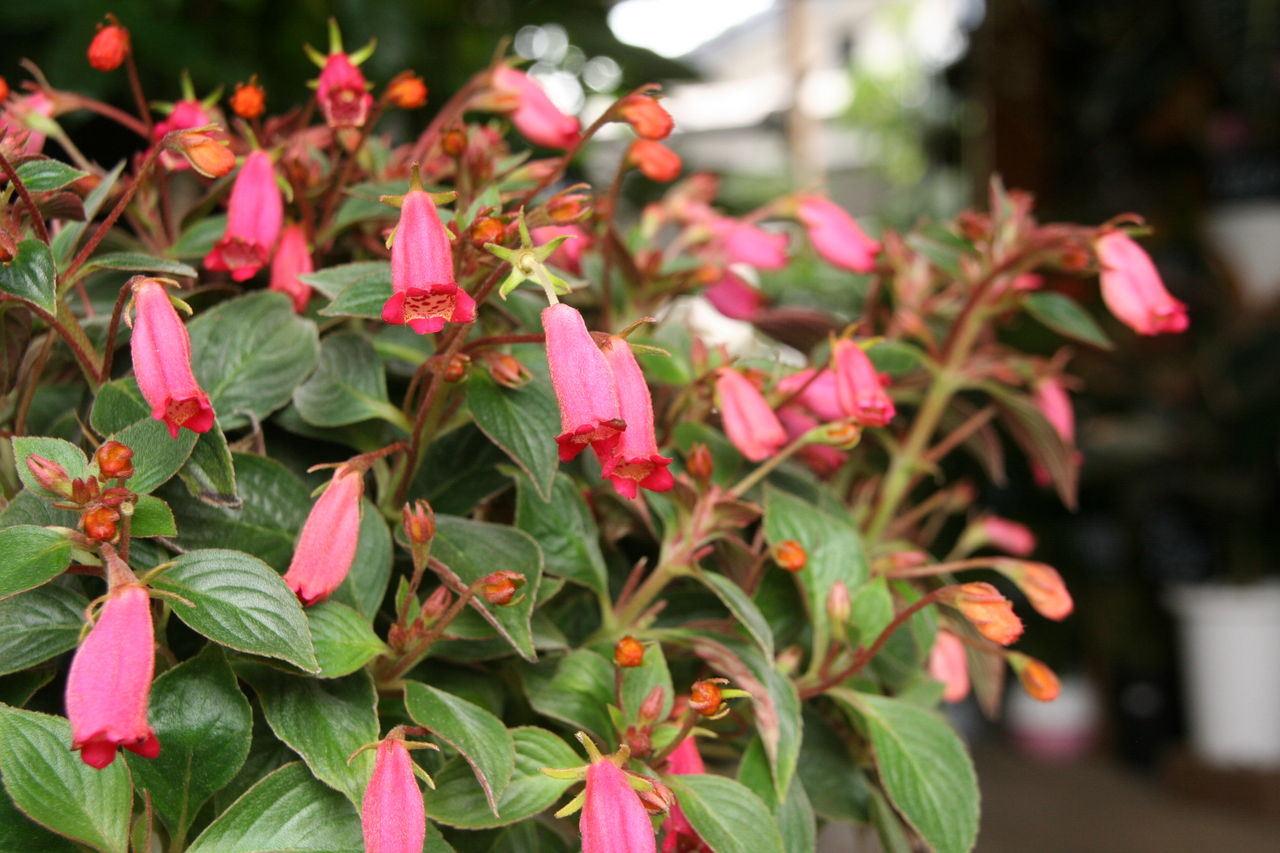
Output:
top-left (442, 129), bottom-right (467, 157)
top-left (82, 506), bottom-right (120, 542)
top-left (87, 18), bottom-right (130, 72)
top-left (402, 500), bottom-right (436, 546)
top-left (167, 131), bottom-right (236, 179)
top-left (940, 582), bottom-right (1024, 646)
top-left (625, 724), bottom-right (652, 760)
top-left (928, 630), bottom-right (970, 703)
top-left (638, 780), bottom-right (675, 815)
top-left (386, 72), bottom-right (428, 109)
top-left (614, 635), bottom-right (645, 668)
top-left (443, 353), bottom-right (470, 382)
top-left (685, 443), bottom-right (713, 482)
top-left (283, 463), bottom-right (366, 606)
top-left (773, 540), bottom-right (807, 572)
top-left (479, 571), bottom-right (525, 606)
top-left (714, 368), bottom-right (786, 462)
top-left (94, 441), bottom-right (134, 480)
top-left (996, 559), bottom-right (1073, 621)
top-left (421, 585), bottom-right (451, 621)
top-left (229, 77), bottom-right (266, 119)
top-left (826, 581), bottom-right (851, 625)
top-left (1009, 652), bottom-right (1061, 702)
top-left (129, 278), bottom-right (216, 438)
top-left (638, 686), bottom-right (666, 723)
top-left (546, 190), bottom-right (591, 223)
top-left (619, 94), bottom-right (674, 140)
top-left (0, 77), bottom-right (9, 103)
top-left (70, 477), bottom-right (101, 505)
top-left (627, 139), bottom-right (681, 182)
top-left (269, 224), bottom-right (314, 313)
top-left (688, 680), bottom-right (724, 717)
top-left (25, 454), bottom-right (72, 497)
top-left (470, 216), bottom-right (506, 246)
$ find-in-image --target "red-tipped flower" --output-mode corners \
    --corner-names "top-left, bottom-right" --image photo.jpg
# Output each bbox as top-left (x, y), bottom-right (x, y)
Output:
top-left (619, 94), bottom-right (674, 140)
top-left (714, 368), bottom-right (786, 462)
top-left (628, 140), bottom-right (681, 182)
top-left (361, 736), bottom-right (425, 853)
top-left (581, 757), bottom-right (657, 853)
top-left (661, 737), bottom-right (705, 853)
top-left (317, 52), bottom-right (374, 129)
top-left (600, 337), bottom-right (674, 499)
top-left (87, 17), bottom-right (130, 72)
top-left (493, 67), bottom-right (581, 149)
top-left (832, 339), bottom-right (895, 427)
top-left (1095, 230), bottom-right (1188, 335)
top-left (282, 463), bottom-right (365, 606)
top-left (129, 278), bottom-right (215, 439)
top-left (940, 582), bottom-right (1024, 646)
top-left (204, 151), bottom-right (283, 281)
top-left (270, 224), bottom-right (315, 313)
top-left (542, 303), bottom-right (626, 463)
top-left (381, 188), bottom-right (476, 334)
top-left (796, 195), bottom-right (880, 273)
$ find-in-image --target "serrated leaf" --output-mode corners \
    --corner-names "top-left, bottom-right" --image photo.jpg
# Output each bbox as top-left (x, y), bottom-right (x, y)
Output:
top-left (0, 704), bottom-right (132, 853)
top-left (176, 422), bottom-right (239, 507)
top-left (76, 251), bottom-right (198, 280)
top-left (293, 331), bottom-right (409, 429)
top-left (188, 291), bottom-right (320, 430)
top-left (318, 269), bottom-right (393, 319)
top-left (521, 649), bottom-right (614, 741)
top-left (126, 646), bottom-right (251, 839)
top-left (10, 436), bottom-right (88, 498)
top-left (0, 240), bottom-right (58, 314)
top-left (0, 525), bottom-right (72, 600)
top-left (423, 727), bottom-right (578, 829)
top-left (404, 680), bottom-right (516, 816)
top-left (237, 664), bottom-right (378, 806)
top-left (152, 549), bottom-right (318, 672)
top-left (0, 583), bottom-right (86, 675)
top-left (308, 600), bottom-right (389, 678)
top-left (1024, 291), bottom-right (1114, 349)
top-left (127, 494), bottom-right (176, 537)
top-left (698, 571), bottom-right (775, 659)
top-left (667, 774), bottom-right (786, 853)
top-left (186, 762), bottom-right (363, 853)
top-left (512, 469), bottom-right (607, 595)
top-left (467, 368), bottom-right (559, 501)
top-left (14, 159), bottom-right (88, 192)
top-left (299, 261), bottom-right (392, 299)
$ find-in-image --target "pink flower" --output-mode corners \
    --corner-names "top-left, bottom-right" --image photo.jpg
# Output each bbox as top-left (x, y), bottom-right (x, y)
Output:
top-left (129, 277), bottom-right (215, 439)
top-left (282, 463), bottom-right (365, 606)
top-left (600, 337), bottom-right (674, 499)
top-left (710, 218), bottom-right (788, 271)
top-left (493, 67), bottom-right (581, 150)
top-left (832, 340), bottom-right (895, 427)
top-left (542, 303), bottom-right (625, 463)
top-left (928, 630), bottom-right (970, 703)
top-left (204, 151), bottom-right (283, 281)
top-left (0, 91), bottom-right (55, 155)
top-left (778, 406), bottom-right (846, 477)
top-left (996, 560), bottom-right (1074, 621)
top-left (661, 738), bottom-right (705, 853)
top-left (532, 225), bottom-right (587, 275)
top-left (703, 270), bottom-right (764, 320)
top-left (980, 516), bottom-right (1036, 557)
top-left (714, 368), bottom-right (786, 462)
top-left (316, 52), bottom-right (373, 129)
top-left (270, 224), bottom-right (315, 313)
top-left (581, 758), bottom-right (657, 853)
top-left (777, 368), bottom-right (843, 422)
top-left (66, 584), bottom-right (159, 768)
top-left (1095, 231), bottom-right (1189, 335)
top-left (1033, 376), bottom-right (1075, 445)
top-left (628, 140), bottom-right (682, 182)
top-left (152, 99), bottom-right (214, 170)
top-left (381, 189), bottom-right (476, 334)
top-left (796, 195), bottom-right (880, 273)
top-left (361, 736), bottom-right (425, 853)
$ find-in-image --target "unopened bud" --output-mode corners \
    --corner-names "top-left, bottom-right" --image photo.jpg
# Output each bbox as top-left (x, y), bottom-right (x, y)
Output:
top-left (70, 477), bottom-right (100, 505)
top-left (618, 93), bottom-right (674, 140)
top-left (638, 685), bottom-right (666, 723)
top-left (820, 420), bottom-right (862, 449)
top-left (442, 129), bottom-right (467, 157)
top-left (956, 211), bottom-right (990, 242)
top-left (484, 352), bottom-right (531, 389)
top-left (773, 540), bottom-right (806, 572)
top-left (546, 190), bottom-right (590, 223)
top-left (686, 443), bottom-right (713, 481)
top-left (996, 559), bottom-right (1073, 621)
top-left (479, 571), bottom-right (525, 606)
top-left (1009, 652), bottom-right (1061, 702)
top-left (614, 635), bottom-right (645, 668)
top-left (638, 780), bottom-right (675, 814)
top-left (94, 441), bottom-right (134, 480)
top-left (688, 679), bottom-right (725, 717)
top-left (230, 77), bottom-right (266, 119)
top-left (775, 645), bottom-right (804, 676)
top-left (0, 78), bottom-right (9, 103)
top-left (82, 505), bottom-right (120, 541)
top-left (939, 582), bottom-right (1024, 646)
top-left (471, 217), bottom-right (505, 246)
top-left (421, 585), bottom-right (451, 621)
top-left (98, 486), bottom-right (136, 508)
top-left (386, 72), bottom-right (428, 109)
top-left (87, 17), bottom-right (130, 72)
top-left (625, 724), bottom-right (652, 760)
top-left (826, 581), bottom-right (851, 625)
top-left (25, 454), bottom-right (72, 497)
top-left (443, 353), bottom-right (470, 382)
top-left (402, 500), bottom-right (436, 546)
top-left (170, 131), bottom-right (236, 178)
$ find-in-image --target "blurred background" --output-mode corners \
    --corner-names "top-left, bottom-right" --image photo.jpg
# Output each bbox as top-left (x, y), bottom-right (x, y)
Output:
top-left (4, 0), bottom-right (1280, 849)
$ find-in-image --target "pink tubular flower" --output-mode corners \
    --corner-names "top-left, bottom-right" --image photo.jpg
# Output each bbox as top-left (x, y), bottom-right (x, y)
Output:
top-left (1095, 230), bottom-right (1189, 335)
top-left (995, 559), bottom-right (1074, 621)
top-left (777, 368), bottom-right (843, 422)
top-left (581, 758), bottom-right (657, 853)
top-left (381, 189), bottom-right (476, 334)
top-left (1033, 376), bottom-right (1075, 445)
top-left (980, 516), bottom-right (1037, 557)
top-left (542, 303), bottom-right (626, 463)
top-left (928, 630), bottom-right (971, 703)
top-left (532, 225), bottom-right (587, 275)
top-left (493, 67), bottom-right (581, 149)
top-left (711, 218), bottom-right (788, 271)
top-left (204, 151), bottom-right (283, 281)
top-left (316, 52), bottom-right (373, 129)
top-left (66, 583), bottom-right (159, 769)
top-left (703, 270), bottom-right (764, 320)
top-left (270, 224), bottom-right (315, 313)
top-left (0, 91), bottom-right (55, 155)
top-left (661, 738), bottom-right (705, 853)
top-left (600, 337), bottom-right (674, 499)
top-left (282, 463), bottom-right (365, 606)
top-left (152, 99), bottom-right (214, 170)
top-left (832, 339), bottom-right (895, 427)
top-left (361, 736), bottom-right (425, 853)
top-left (796, 195), bottom-right (880, 273)
top-left (129, 278), bottom-right (215, 439)
top-left (714, 368), bottom-right (786, 462)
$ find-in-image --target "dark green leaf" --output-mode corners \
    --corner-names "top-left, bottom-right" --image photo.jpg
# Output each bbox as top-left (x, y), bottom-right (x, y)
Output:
top-left (404, 680), bottom-right (516, 816)
top-left (105, 417), bottom-right (196, 495)
top-left (127, 495), bottom-right (176, 537)
top-left (10, 436), bottom-right (88, 498)
top-left (153, 549), bottom-right (318, 672)
top-left (1024, 291), bottom-right (1114, 349)
top-left (868, 785), bottom-right (914, 853)
top-left (0, 240), bottom-right (58, 314)
top-left (293, 331), bottom-right (408, 429)
top-left (867, 340), bottom-right (926, 377)
top-left (176, 422), bottom-right (240, 507)
top-left (415, 425), bottom-right (509, 515)
top-left (308, 600), bottom-right (389, 678)
top-left (0, 704), bottom-right (132, 853)
top-left (126, 646), bottom-right (251, 839)
top-left (169, 214), bottom-right (226, 261)
top-left (14, 160), bottom-right (88, 192)
top-left (423, 727), bottom-right (578, 829)
top-left (76, 252), bottom-right (198, 280)
top-left (667, 774), bottom-right (786, 853)
top-left (521, 649), bottom-right (614, 741)
top-left (0, 583), bottom-right (86, 675)
top-left (698, 571), bottom-right (775, 659)
top-left (186, 762), bottom-right (363, 853)
top-left (51, 160), bottom-right (124, 265)
top-left (299, 261), bottom-right (392, 299)
top-left (318, 268), bottom-right (393, 319)
top-left (738, 738), bottom-right (816, 853)
top-left (0, 525), bottom-right (72, 600)
top-left (797, 708), bottom-right (869, 822)
top-left (0, 783), bottom-right (80, 852)
top-left (467, 369), bottom-right (559, 501)
top-left (513, 470), bottom-right (607, 595)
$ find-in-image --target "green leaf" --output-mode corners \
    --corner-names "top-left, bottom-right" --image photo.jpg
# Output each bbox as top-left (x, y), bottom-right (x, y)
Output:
top-left (14, 159), bottom-right (88, 192)
top-left (152, 549), bottom-right (318, 672)
top-left (738, 738), bottom-right (817, 853)
top-left (0, 583), bottom-right (86, 675)
top-left (1024, 291), bottom-right (1114, 349)
top-left (237, 665), bottom-right (378, 806)
top-left (831, 690), bottom-right (979, 853)
top-left (299, 261), bottom-right (392, 299)
top-left (867, 340), bottom-right (926, 377)
top-left (332, 499), bottom-right (391, 619)
top-left (52, 160), bottom-right (124, 265)
top-left (186, 762), bottom-right (363, 853)
top-left (0, 525), bottom-right (72, 600)
top-left (188, 291), bottom-right (320, 430)
top-left (513, 470), bottom-right (607, 595)
top-left (126, 494), bottom-right (176, 537)
top-left (467, 368), bottom-right (559, 501)
top-left (868, 785), bottom-right (914, 853)
top-left (107, 415), bottom-right (197, 495)
top-left (0, 784), bottom-right (80, 853)
top-left (169, 214), bottom-right (226, 261)
top-left (667, 774), bottom-right (786, 853)
top-left (11, 436), bottom-right (88, 498)
top-left (698, 571), bottom-right (775, 659)
top-left (318, 268), bottom-right (393, 319)
top-left (796, 708), bottom-right (869, 822)
top-left (521, 649), bottom-right (614, 741)
top-left (126, 646), bottom-right (252, 839)
top-left (849, 576), bottom-right (894, 648)
top-left (763, 486), bottom-right (868, 672)
top-left (76, 251), bottom-right (198, 280)
top-left (424, 727), bottom-right (578, 829)
top-left (176, 422), bottom-right (239, 507)
top-left (620, 640), bottom-right (673, 726)
top-left (433, 515), bottom-right (543, 661)
top-left (292, 331), bottom-right (409, 430)
top-left (0, 704), bottom-right (132, 853)
top-left (415, 425), bottom-right (509, 515)
top-left (308, 600), bottom-right (389, 678)
top-left (0, 240), bottom-right (58, 314)
top-left (404, 680), bottom-right (516, 816)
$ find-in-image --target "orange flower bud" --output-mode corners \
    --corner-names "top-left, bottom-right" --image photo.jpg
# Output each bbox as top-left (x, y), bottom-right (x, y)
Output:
top-left (402, 500), bottom-right (435, 546)
top-left (773, 539), bottom-right (807, 572)
top-left (637, 780), bottom-right (675, 814)
top-left (479, 571), bottom-right (525, 606)
top-left (443, 353), bottom-right (470, 382)
top-left (685, 443), bottom-right (713, 481)
top-left (442, 129), bottom-right (467, 157)
top-left (483, 352), bottom-right (531, 389)
top-left (546, 189), bottom-right (591, 223)
top-left (1010, 653), bottom-right (1061, 702)
top-left (0, 77), bottom-right (9, 103)
top-left (94, 441), bottom-right (134, 480)
top-left (627, 139), bottom-right (681, 182)
top-left (82, 506), bottom-right (120, 542)
top-left (688, 679), bottom-right (724, 716)
top-left (87, 18), bottom-right (130, 72)
top-left (169, 132), bottom-right (236, 178)
top-left (614, 635), bottom-right (645, 668)
top-left (229, 77), bottom-right (266, 120)
top-left (619, 94), bottom-right (674, 140)
top-left (940, 582), bottom-right (1024, 646)
top-left (997, 559), bottom-right (1073, 621)
top-left (471, 216), bottom-right (505, 246)
top-left (386, 72), bottom-right (428, 109)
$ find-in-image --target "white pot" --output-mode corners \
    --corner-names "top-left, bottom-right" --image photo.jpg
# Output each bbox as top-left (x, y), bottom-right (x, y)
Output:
top-left (1166, 581), bottom-right (1280, 768)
